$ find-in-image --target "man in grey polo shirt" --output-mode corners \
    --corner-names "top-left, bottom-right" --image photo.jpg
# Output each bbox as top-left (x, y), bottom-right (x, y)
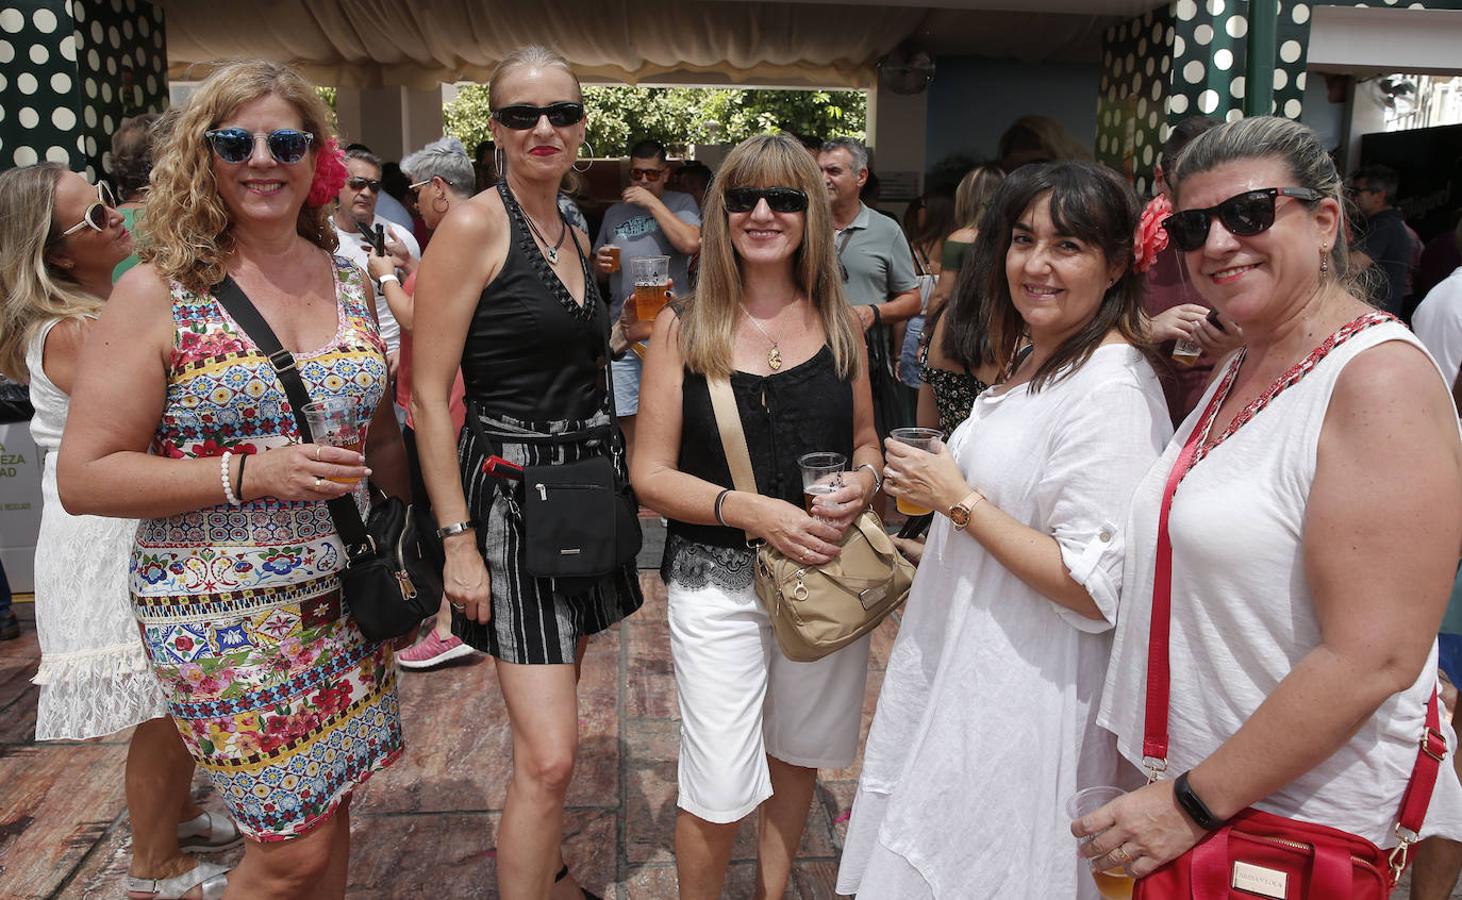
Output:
top-left (818, 138), bottom-right (921, 439)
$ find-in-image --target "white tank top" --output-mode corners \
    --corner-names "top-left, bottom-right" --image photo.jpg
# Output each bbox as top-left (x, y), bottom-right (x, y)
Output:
top-left (1100, 317), bottom-right (1462, 846)
top-left (25, 317), bottom-right (77, 455)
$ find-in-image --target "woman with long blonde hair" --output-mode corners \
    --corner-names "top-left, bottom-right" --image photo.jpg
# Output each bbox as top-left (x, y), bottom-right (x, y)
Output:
top-left (60, 59), bottom-right (407, 898)
top-left (632, 133), bottom-right (881, 898)
top-left (0, 163), bottom-right (237, 899)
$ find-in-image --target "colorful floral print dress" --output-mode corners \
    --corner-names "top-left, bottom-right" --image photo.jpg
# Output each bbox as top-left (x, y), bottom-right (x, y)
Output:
top-left (129, 257), bottom-right (403, 841)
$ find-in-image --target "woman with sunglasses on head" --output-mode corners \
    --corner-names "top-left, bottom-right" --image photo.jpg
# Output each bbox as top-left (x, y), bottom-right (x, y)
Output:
top-left (1080, 117), bottom-right (1462, 886)
top-left (631, 133), bottom-right (880, 899)
top-left (411, 46), bottom-right (641, 899)
top-left (0, 163), bottom-right (241, 899)
top-left (59, 60), bottom-right (408, 898)
top-left (374, 136), bottom-right (475, 671)
top-left (837, 161), bottom-right (1171, 899)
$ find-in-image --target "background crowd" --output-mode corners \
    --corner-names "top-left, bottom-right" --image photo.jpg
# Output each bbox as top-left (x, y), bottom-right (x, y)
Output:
top-left (2, 42), bottom-right (1462, 900)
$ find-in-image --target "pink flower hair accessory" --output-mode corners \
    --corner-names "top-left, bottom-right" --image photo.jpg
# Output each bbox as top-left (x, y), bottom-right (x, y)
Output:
top-left (1133, 192), bottom-right (1172, 274)
top-left (307, 136), bottom-right (348, 207)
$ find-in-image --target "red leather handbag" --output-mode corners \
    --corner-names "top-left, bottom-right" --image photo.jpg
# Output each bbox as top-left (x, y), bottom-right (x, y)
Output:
top-left (1134, 325), bottom-right (1446, 899)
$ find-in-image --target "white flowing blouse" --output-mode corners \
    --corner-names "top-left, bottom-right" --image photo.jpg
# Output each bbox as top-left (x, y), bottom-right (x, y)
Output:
top-left (838, 344), bottom-right (1171, 898)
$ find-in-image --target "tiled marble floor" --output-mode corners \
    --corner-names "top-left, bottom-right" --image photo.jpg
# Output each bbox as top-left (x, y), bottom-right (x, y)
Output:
top-left (4, 572), bottom-right (1456, 899)
top-left (0, 566), bottom-right (895, 899)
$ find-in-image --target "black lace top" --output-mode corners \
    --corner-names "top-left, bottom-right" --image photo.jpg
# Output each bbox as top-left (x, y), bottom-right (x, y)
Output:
top-left (459, 182), bottom-right (607, 422)
top-left (662, 345), bottom-right (853, 591)
top-left (919, 340), bottom-right (989, 438)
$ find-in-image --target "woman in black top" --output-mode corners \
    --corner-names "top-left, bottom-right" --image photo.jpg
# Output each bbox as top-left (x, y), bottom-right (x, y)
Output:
top-left (412, 46), bottom-right (640, 899)
top-left (632, 134), bottom-right (881, 899)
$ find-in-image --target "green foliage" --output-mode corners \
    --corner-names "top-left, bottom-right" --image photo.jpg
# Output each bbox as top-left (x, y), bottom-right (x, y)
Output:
top-left (314, 86), bottom-right (338, 133)
top-left (443, 84), bottom-right (866, 158)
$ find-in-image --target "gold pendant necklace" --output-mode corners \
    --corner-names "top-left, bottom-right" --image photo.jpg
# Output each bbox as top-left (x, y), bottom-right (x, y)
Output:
top-left (740, 300), bottom-right (795, 371)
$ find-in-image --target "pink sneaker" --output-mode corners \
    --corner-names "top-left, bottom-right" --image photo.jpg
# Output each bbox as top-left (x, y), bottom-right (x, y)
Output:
top-left (397, 632), bottom-right (475, 670)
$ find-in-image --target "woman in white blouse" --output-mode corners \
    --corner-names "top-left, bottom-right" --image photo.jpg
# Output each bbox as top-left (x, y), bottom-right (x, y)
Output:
top-left (837, 161), bottom-right (1171, 898)
top-left (1079, 116), bottom-right (1462, 889)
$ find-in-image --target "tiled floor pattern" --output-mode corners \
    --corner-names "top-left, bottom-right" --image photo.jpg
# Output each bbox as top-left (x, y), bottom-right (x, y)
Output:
top-left (2, 561), bottom-right (1456, 899)
top-left (0, 566), bottom-right (894, 899)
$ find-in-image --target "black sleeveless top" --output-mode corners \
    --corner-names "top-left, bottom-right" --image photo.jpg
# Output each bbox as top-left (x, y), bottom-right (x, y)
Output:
top-left (669, 344), bottom-right (854, 550)
top-left (460, 182), bottom-right (607, 422)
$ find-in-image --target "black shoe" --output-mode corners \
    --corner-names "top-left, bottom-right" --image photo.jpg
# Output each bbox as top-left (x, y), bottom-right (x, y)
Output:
top-left (554, 865), bottom-right (601, 900)
top-left (0, 611), bottom-right (18, 641)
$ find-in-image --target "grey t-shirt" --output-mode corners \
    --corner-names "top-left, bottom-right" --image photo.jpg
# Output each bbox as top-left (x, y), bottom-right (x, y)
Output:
top-left (836, 202), bottom-right (919, 307)
top-left (593, 190), bottom-right (701, 320)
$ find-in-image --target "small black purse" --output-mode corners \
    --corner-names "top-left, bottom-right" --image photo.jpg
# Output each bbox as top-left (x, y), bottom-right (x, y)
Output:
top-left (214, 276), bottom-right (439, 642)
top-left (465, 409), bottom-right (641, 581)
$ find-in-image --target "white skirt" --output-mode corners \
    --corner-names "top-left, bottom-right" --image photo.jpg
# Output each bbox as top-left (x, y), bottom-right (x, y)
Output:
top-left (32, 453), bottom-right (165, 740)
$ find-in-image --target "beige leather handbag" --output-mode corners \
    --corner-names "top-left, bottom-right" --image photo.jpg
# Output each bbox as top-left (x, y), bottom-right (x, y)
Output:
top-left (707, 376), bottom-right (914, 662)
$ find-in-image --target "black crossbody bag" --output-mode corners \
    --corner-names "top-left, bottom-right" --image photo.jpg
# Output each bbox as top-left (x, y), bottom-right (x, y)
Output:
top-left (213, 276), bottom-right (440, 642)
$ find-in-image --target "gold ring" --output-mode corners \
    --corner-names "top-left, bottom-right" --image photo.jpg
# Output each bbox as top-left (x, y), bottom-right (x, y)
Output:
top-left (1113, 846), bottom-right (1132, 865)
top-left (315, 446), bottom-right (322, 461)
top-left (313, 477), bottom-right (323, 489)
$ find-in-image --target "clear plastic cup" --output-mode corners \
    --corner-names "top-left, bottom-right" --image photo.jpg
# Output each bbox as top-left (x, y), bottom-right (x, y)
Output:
top-left (630, 254), bottom-right (671, 321)
top-left (1066, 786), bottom-right (1134, 900)
top-left (887, 427), bottom-right (941, 516)
top-left (798, 451), bottom-right (846, 517)
top-left (302, 397), bottom-right (364, 484)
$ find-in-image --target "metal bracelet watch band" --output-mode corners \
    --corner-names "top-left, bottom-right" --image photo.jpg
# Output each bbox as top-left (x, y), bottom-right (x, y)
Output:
top-left (855, 462), bottom-right (882, 495)
top-left (1173, 770), bottom-right (1225, 831)
top-left (435, 520), bottom-right (476, 540)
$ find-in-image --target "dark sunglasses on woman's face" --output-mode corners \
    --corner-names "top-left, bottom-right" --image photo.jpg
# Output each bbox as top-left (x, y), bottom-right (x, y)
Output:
top-left (724, 187), bottom-right (810, 214)
top-left (347, 176), bottom-right (382, 192)
top-left (204, 128), bottom-right (315, 165)
top-left (491, 102), bottom-right (586, 130)
top-left (1163, 187), bottom-right (1323, 252)
top-left (55, 181), bottom-right (116, 239)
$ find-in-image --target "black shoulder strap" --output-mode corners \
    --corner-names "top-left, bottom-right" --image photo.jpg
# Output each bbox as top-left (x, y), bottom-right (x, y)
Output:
top-left (213, 275), bottom-right (373, 560)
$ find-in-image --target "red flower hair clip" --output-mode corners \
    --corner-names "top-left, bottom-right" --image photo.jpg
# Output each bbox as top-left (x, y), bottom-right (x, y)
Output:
top-left (1133, 193), bottom-right (1172, 274)
top-left (307, 137), bottom-right (348, 208)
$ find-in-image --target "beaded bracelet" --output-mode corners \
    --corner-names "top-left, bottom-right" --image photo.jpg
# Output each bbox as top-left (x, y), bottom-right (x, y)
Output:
top-left (220, 451), bottom-right (241, 507)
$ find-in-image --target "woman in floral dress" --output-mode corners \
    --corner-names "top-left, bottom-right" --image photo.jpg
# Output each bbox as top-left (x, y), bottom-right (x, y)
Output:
top-left (60, 60), bottom-right (407, 898)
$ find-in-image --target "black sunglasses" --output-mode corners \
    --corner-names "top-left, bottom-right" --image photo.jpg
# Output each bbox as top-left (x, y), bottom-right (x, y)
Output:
top-left (204, 128), bottom-right (314, 165)
top-left (1163, 187), bottom-right (1323, 252)
top-left (347, 176), bottom-right (382, 192)
top-left (724, 187), bottom-right (809, 214)
top-left (491, 102), bottom-right (585, 130)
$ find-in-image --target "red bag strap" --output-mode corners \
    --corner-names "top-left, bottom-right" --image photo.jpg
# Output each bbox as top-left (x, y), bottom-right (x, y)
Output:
top-left (1141, 339), bottom-right (1443, 843)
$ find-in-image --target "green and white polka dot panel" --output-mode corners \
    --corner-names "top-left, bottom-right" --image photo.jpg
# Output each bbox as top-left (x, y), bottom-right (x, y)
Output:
top-left (1098, 0), bottom-right (1462, 195)
top-left (0, 0), bottom-right (168, 179)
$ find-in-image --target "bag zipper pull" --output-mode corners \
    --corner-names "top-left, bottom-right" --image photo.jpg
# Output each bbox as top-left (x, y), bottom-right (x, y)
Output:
top-left (535, 482), bottom-right (548, 501)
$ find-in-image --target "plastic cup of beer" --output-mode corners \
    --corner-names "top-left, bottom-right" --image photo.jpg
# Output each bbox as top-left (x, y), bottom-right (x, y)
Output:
top-left (799, 452), bottom-right (846, 518)
top-left (302, 398), bottom-right (364, 484)
top-left (887, 427), bottom-right (941, 517)
top-left (605, 244), bottom-right (621, 273)
top-left (630, 254), bottom-right (671, 321)
top-left (1171, 337), bottom-right (1202, 367)
top-left (1066, 786), bottom-right (1134, 900)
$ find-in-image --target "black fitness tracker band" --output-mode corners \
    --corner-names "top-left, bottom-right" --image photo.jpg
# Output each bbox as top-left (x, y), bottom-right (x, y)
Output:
top-left (1174, 770), bottom-right (1225, 831)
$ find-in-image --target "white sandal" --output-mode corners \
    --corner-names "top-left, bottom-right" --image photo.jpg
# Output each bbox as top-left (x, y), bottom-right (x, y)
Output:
top-left (126, 860), bottom-right (229, 900)
top-left (177, 810), bottom-right (244, 854)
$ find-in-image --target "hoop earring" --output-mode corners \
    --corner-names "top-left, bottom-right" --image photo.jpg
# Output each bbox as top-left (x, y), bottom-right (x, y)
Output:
top-left (1320, 245), bottom-right (1329, 275)
top-left (493, 147), bottom-right (506, 179)
top-left (432, 193), bottom-right (449, 215)
top-left (574, 140), bottom-right (595, 174)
